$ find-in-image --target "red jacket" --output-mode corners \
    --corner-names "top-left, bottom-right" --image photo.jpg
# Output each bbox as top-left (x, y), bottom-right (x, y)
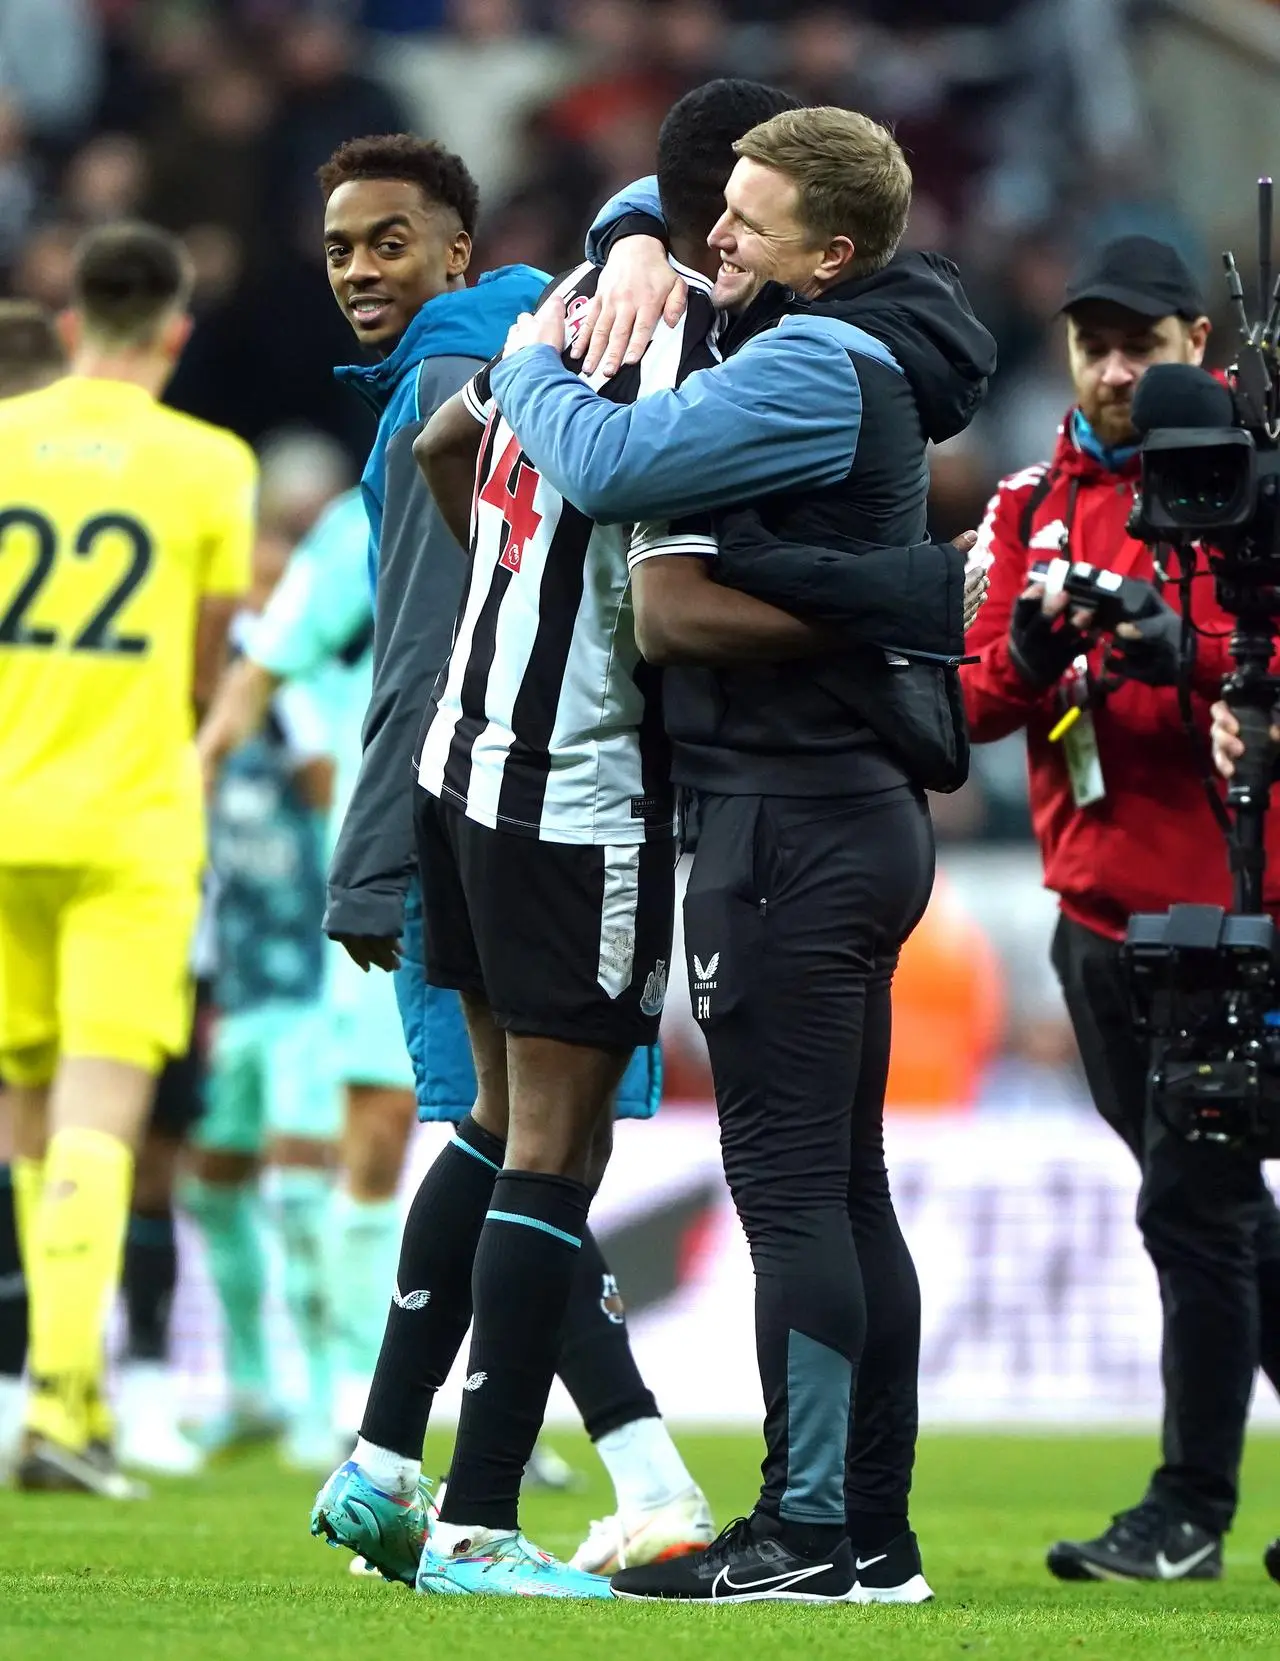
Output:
top-left (960, 413), bottom-right (1280, 940)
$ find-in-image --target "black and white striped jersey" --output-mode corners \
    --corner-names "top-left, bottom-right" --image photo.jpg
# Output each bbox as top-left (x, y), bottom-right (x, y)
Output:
top-left (416, 258), bottom-right (718, 845)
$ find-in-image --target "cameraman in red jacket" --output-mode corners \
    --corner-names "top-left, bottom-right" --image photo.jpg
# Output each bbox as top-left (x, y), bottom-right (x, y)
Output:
top-left (963, 236), bottom-right (1280, 1584)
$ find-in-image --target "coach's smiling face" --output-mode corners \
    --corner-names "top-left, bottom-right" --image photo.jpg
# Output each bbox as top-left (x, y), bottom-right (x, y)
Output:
top-left (324, 177), bottom-right (471, 355)
top-left (708, 157), bottom-right (854, 312)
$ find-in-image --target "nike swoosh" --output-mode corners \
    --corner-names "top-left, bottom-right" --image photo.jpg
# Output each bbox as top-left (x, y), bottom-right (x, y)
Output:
top-left (1155, 1543), bottom-right (1216, 1579)
top-left (712, 1561), bottom-right (830, 1599)
top-left (855, 1554), bottom-right (887, 1571)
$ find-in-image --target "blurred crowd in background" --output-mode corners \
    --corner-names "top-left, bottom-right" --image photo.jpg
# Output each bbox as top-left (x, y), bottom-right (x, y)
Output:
top-left (3, 0), bottom-right (1256, 1111)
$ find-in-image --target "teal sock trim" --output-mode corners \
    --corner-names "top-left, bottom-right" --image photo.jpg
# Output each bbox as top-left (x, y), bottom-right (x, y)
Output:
top-left (451, 1132), bottom-right (500, 1172)
top-left (485, 1209), bottom-right (581, 1249)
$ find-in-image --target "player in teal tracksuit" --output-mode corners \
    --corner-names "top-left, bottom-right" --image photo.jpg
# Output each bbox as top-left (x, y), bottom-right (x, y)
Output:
top-left (186, 653), bottom-right (345, 1466)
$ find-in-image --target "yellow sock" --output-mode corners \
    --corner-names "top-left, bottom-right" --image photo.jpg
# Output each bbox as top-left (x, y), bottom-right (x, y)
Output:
top-left (26, 1127), bottom-right (133, 1450)
top-left (12, 1152), bottom-right (45, 1276)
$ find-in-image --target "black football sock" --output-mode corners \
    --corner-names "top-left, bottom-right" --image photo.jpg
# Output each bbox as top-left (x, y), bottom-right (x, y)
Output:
top-left (0, 1166), bottom-right (26, 1377)
top-left (556, 1226), bottom-right (658, 1440)
top-left (123, 1208), bottom-right (177, 1363)
top-left (439, 1169), bottom-right (592, 1530)
top-left (359, 1113), bottom-right (504, 1460)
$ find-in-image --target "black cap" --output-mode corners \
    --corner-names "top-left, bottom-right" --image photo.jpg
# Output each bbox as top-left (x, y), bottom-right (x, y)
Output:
top-left (1062, 235), bottom-right (1206, 321)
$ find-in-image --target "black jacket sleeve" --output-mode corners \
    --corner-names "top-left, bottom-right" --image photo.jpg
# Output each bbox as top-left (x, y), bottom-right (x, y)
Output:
top-left (594, 211), bottom-right (669, 262)
top-left (711, 506), bottom-right (967, 663)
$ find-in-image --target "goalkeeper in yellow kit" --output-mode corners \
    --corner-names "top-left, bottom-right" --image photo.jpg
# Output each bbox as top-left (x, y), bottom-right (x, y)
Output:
top-left (0, 224), bottom-right (254, 1495)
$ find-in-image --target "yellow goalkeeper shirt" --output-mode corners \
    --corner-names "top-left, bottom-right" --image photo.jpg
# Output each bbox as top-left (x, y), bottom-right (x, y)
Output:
top-left (0, 377), bottom-right (255, 868)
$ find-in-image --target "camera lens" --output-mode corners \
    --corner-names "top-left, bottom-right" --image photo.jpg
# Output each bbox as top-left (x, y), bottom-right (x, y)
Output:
top-left (1163, 454), bottom-right (1248, 522)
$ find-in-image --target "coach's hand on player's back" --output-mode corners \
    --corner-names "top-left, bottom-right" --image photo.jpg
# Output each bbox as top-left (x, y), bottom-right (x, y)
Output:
top-left (332, 933), bottom-right (402, 974)
top-left (572, 234), bottom-right (688, 380)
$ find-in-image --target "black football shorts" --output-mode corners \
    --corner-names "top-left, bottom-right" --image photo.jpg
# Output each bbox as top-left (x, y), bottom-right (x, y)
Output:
top-left (416, 789), bottom-right (674, 1050)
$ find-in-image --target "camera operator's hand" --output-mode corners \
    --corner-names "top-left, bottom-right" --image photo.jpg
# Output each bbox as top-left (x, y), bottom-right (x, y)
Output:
top-left (1109, 584), bottom-right (1188, 687)
top-left (1008, 582), bottom-right (1092, 689)
top-left (1210, 700), bottom-right (1280, 780)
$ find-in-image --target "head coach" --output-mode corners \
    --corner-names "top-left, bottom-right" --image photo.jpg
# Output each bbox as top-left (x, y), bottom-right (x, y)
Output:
top-left (479, 105), bottom-right (996, 1603)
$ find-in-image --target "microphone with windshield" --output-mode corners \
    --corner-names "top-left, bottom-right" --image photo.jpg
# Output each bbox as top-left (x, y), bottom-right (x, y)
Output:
top-left (1130, 363), bottom-right (1236, 436)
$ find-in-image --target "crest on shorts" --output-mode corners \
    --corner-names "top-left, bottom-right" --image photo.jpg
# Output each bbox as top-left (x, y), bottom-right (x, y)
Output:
top-left (640, 958), bottom-right (668, 1016)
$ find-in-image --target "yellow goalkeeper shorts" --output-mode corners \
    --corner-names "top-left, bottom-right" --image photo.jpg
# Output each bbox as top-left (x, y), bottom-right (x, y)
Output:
top-left (0, 862), bottom-right (199, 1084)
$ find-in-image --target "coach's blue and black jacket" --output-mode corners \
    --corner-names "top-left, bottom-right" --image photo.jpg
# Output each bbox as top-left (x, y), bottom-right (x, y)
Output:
top-left (492, 181), bottom-right (997, 796)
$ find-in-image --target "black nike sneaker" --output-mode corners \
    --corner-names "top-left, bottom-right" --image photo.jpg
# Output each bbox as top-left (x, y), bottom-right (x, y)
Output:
top-left (611, 1513), bottom-right (855, 1603)
top-left (847, 1530), bottom-right (934, 1603)
top-left (1047, 1502), bottom-right (1221, 1582)
top-left (1264, 1537), bottom-right (1280, 1583)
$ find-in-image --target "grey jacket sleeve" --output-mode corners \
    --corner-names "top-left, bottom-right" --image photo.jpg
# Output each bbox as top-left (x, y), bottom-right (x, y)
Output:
top-left (324, 354), bottom-right (482, 940)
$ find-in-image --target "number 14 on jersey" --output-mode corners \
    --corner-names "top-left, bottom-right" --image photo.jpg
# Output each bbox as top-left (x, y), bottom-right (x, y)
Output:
top-left (480, 436), bottom-right (542, 575)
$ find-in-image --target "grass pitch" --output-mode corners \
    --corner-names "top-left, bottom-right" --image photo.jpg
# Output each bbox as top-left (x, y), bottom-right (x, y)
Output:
top-left (2, 1430), bottom-right (1279, 1660)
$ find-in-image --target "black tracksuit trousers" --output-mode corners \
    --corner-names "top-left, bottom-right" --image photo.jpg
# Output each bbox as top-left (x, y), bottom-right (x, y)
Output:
top-left (682, 785), bottom-right (935, 1532)
top-left (1052, 913), bottom-right (1280, 1534)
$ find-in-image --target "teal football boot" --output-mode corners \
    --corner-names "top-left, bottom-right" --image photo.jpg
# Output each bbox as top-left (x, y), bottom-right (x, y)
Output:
top-left (415, 1528), bottom-right (612, 1599)
top-left (310, 1460), bottom-right (433, 1584)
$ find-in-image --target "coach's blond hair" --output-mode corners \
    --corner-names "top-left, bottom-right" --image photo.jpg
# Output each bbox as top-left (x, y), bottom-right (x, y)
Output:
top-left (733, 107), bottom-right (912, 278)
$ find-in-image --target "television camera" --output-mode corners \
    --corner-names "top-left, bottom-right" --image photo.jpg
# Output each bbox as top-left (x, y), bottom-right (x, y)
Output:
top-left (1121, 179), bottom-right (1280, 1157)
